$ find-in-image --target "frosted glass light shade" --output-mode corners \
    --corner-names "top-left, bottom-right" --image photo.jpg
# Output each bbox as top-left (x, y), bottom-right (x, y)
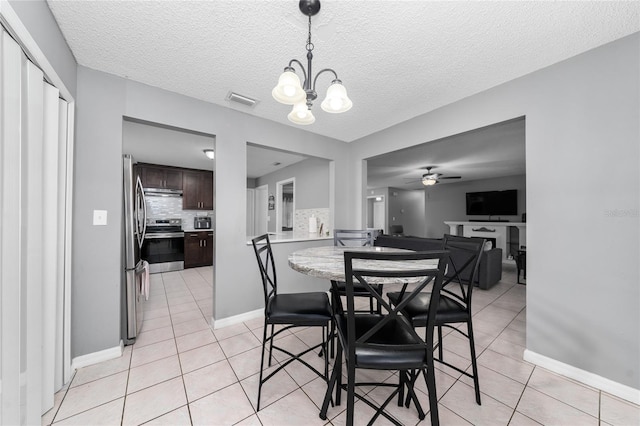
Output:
top-left (421, 176), bottom-right (437, 186)
top-left (288, 102), bottom-right (315, 125)
top-left (203, 149), bottom-right (215, 159)
top-left (320, 81), bottom-right (352, 113)
top-left (272, 70), bottom-right (306, 105)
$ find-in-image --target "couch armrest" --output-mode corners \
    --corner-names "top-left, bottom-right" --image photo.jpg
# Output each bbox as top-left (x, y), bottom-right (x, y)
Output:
top-left (477, 248), bottom-right (503, 289)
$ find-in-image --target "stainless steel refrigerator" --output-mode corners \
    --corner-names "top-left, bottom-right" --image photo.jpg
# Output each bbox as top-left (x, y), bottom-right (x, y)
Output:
top-left (122, 154), bottom-right (147, 344)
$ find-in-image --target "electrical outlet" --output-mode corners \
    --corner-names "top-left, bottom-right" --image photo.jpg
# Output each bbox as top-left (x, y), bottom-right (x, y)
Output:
top-left (93, 210), bottom-right (107, 226)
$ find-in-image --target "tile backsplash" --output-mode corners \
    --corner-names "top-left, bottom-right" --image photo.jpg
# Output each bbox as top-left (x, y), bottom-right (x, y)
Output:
top-left (145, 196), bottom-right (213, 230)
top-left (294, 208), bottom-right (331, 236)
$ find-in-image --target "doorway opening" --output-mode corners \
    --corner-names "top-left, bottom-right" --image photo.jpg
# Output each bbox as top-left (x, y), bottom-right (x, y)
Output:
top-left (366, 195), bottom-right (386, 233)
top-left (276, 178), bottom-right (295, 233)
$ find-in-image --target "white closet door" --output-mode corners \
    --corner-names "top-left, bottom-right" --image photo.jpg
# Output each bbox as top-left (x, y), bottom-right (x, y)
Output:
top-left (22, 45), bottom-right (46, 426)
top-left (1, 27), bottom-right (66, 423)
top-left (41, 81), bottom-right (60, 412)
top-left (1, 28), bottom-right (26, 426)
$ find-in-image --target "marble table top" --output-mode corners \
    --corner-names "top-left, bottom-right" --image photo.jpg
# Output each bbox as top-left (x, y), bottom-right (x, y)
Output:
top-left (288, 245), bottom-right (440, 283)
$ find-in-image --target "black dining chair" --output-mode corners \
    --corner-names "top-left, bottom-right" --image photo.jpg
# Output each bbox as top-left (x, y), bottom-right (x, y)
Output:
top-left (319, 250), bottom-right (449, 426)
top-left (332, 229), bottom-right (380, 313)
top-left (387, 234), bottom-right (486, 405)
top-left (251, 234), bottom-right (332, 411)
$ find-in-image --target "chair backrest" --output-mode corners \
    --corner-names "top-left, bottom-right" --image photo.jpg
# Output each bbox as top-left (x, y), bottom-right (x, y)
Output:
top-left (441, 234), bottom-right (485, 306)
top-left (340, 250), bottom-right (449, 359)
top-left (333, 229), bottom-right (375, 247)
top-left (251, 234), bottom-right (277, 310)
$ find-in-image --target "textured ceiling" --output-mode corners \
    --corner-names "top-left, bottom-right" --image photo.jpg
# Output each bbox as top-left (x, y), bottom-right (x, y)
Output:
top-left (47, 0), bottom-right (640, 143)
top-left (367, 117), bottom-right (526, 190)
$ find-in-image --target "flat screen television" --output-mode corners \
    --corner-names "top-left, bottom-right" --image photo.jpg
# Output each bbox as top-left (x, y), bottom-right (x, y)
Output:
top-left (466, 189), bottom-right (517, 216)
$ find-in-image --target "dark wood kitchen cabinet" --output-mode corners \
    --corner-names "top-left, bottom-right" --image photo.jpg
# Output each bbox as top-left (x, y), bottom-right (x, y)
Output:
top-left (184, 231), bottom-right (213, 268)
top-left (183, 170), bottom-right (213, 210)
top-left (138, 164), bottom-right (183, 190)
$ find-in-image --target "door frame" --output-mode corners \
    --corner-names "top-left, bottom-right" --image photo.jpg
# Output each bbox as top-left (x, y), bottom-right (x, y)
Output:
top-left (366, 195), bottom-right (386, 233)
top-left (254, 184), bottom-right (269, 236)
top-left (246, 188), bottom-right (255, 236)
top-left (275, 177), bottom-right (295, 234)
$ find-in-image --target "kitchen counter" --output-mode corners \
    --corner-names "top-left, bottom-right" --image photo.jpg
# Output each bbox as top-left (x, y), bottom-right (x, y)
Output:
top-left (247, 231), bottom-right (332, 245)
top-left (183, 228), bottom-right (213, 233)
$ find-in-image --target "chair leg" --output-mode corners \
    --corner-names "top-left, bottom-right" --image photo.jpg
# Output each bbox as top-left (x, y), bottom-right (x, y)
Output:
top-left (268, 324), bottom-right (275, 366)
top-left (437, 325), bottom-right (444, 360)
top-left (346, 358), bottom-right (356, 426)
top-left (257, 321), bottom-right (269, 411)
top-left (467, 320), bottom-right (482, 405)
top-left (423, 365), bottom-right (440, 426)
top-left (319, 343), bottom-right (342, 420)
top-left (323, 325), bottom-right (329, 380)
top-left (397, 370), bottom-right (405, 406)
top-left (403, 370), bottom-right (425, 420)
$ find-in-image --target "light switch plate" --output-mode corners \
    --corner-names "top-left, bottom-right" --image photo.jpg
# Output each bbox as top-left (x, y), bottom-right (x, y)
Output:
top-left (93, 210), bottom-right (107, 226)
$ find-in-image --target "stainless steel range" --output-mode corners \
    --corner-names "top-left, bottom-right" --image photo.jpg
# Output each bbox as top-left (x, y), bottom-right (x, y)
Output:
top-left (141, 218), bottom-right (185, 273)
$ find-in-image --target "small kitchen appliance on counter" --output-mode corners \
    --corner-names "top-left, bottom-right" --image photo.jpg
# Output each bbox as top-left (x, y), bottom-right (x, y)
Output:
top-left (194, 216), bottom-right (211, 229)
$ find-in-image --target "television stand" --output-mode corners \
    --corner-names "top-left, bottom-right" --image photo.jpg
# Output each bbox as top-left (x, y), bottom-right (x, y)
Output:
top-left (469, 219), bottom-right (510, 222)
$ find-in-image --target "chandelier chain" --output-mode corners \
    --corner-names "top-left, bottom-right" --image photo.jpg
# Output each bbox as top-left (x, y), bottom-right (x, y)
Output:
top-left (306, 13), bottom-right (314, 52)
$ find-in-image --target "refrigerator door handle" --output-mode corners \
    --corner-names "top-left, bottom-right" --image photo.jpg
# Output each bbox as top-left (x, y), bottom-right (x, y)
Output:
top-left (135, 176), bottom-right (148, 249)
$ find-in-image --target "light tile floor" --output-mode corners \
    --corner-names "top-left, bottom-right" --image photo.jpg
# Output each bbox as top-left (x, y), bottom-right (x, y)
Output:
top-left (43, 265), bottom-right (640, 425)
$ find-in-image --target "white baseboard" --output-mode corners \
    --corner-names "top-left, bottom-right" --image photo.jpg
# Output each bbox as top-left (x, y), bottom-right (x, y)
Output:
top-left (71, 341), bottom-right (123, 371)
top-left (524, 349), bottom-right (640, 405)
top-left (212, 308), bottom-right (263, 330)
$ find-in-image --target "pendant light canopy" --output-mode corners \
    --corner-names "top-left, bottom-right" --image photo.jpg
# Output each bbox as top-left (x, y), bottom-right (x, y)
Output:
top-left (272, 0), bottom-right (352, 125)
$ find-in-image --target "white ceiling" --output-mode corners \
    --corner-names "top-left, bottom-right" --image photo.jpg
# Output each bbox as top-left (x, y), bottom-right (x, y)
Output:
top-left (246, 143), bottom-right (308, 179)
top-left (122, 119), bottom-right (309, 177)
top-left (366, 117), bottom-right (525, 190)
top-left (123, 119), bottom-right (216, 171)
top-left (47, 0), bottom-right (639, 144)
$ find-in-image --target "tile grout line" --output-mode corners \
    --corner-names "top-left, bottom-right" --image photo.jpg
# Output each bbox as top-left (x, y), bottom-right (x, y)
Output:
top-left (168, 271), bottom-right (194, 425)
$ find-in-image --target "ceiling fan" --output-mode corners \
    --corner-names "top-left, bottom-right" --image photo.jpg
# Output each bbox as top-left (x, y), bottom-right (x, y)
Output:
top-left (405, 166), bottom-right (462, 186)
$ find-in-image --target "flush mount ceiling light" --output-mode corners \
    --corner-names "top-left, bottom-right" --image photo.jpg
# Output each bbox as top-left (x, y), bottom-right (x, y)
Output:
top-left (203, 149), bottom-right (215, 159)
top-left (272, 0), bottom-right (352, 125)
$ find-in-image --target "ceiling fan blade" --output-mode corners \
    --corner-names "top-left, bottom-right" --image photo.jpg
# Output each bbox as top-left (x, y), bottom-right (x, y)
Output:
top-left (440, 176), bottom-right (462, 180)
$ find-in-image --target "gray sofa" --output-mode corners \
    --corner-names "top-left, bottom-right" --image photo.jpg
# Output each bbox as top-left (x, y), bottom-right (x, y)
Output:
top-left (374, 235), bottom-right (502, 289)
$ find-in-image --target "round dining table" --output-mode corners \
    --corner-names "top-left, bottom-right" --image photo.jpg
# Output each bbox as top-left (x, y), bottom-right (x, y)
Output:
top-left (287, 245), bottom-right (440, 283)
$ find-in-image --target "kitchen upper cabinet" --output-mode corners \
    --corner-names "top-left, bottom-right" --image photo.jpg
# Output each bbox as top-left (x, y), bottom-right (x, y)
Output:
top-left (138, 164), bottom-right (183, 190)
top-left (184, 231), bottom-right (214, 268)
top-left (183, 170), bottom-right (213, 210)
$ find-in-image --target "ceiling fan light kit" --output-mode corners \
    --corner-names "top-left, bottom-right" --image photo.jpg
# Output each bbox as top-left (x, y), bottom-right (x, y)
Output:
top-left (405, 166), bottom-right (463, 187)
top-left (421, 176), bottom-right (438, 186)
top-left (272, 0), bottom-right (353, 125)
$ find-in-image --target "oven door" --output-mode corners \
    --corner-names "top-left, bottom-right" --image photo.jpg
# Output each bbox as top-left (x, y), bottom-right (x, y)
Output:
top-left (141, 232), bottom-right (184, 273)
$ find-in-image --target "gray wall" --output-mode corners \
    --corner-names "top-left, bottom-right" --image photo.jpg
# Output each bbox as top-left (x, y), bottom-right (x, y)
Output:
top-left (388, 188), bottom-right (426, 237)
top-left (424, 175), bottom-right (526, 237)
top-left (11, 1), bottom-right (640, 392)
top-left (349, 34), bottom-right (639, 389)
top-left (255, 157), bottom-right (331, 233)
top-left (73, 67), bottom-right (350, 358)
top-left (8, 0), bottom-right (77, 98)
top-left (365, 187), bottom-right (427, 236)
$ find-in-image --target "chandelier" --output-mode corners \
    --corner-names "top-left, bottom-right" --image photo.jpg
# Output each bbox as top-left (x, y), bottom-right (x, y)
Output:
top-left (272, 0), bottom-right (352, 125)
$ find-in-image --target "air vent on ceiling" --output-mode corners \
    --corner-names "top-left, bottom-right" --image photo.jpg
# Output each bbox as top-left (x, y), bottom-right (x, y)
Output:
top-left (227, 92), bottom-right (258, 108)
